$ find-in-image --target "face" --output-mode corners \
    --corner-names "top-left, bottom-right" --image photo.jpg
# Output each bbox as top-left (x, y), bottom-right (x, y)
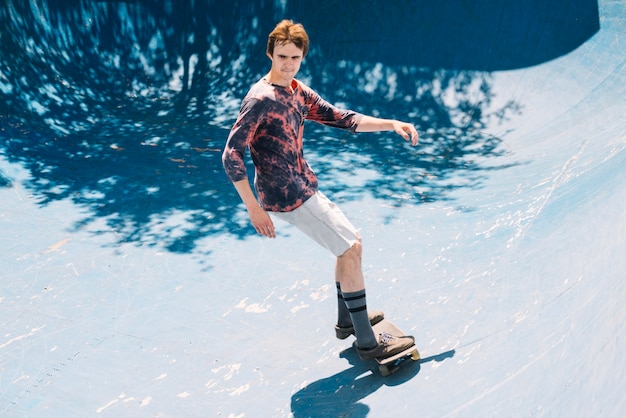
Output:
top-left (267, 41), bottom-right (303, 86)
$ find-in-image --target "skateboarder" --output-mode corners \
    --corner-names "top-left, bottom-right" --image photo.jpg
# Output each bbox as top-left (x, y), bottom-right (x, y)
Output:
top-left (222, 20), bottom-right (417, 360)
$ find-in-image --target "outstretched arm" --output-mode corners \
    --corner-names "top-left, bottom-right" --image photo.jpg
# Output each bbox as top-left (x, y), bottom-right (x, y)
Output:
top-left (355, 116), bottom-right (419, 146)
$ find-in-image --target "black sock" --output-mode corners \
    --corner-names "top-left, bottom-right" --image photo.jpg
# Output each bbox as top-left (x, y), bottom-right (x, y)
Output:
top-left (336, 283), bottom-right (352, 328)
top-left (342, 289), bottom-right (377, 349)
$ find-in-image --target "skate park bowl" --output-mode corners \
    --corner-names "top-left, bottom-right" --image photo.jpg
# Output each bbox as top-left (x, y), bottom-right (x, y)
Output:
top-left (1, 0), bottom-right (624, 416)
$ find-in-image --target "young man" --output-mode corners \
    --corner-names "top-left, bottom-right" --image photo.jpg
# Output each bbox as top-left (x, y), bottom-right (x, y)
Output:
top-left (222, 20), bottom-right (419, 360)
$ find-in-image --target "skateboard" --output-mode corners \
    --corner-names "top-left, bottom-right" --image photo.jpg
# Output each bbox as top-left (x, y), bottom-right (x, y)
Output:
top-left (371, 318), bottom-right (420, 376)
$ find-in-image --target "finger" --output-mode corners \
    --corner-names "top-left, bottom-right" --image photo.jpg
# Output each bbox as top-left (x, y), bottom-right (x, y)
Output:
top-left (258, 225), bottom-right (276, 238)
top-left (405, 126), bottom-right (418, 145)
top-left (398, 127), bottom-right (410, 141)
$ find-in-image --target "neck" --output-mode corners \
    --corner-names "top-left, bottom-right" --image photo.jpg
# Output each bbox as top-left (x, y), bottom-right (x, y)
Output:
top-left (266, 71), bottom-right (293, 88)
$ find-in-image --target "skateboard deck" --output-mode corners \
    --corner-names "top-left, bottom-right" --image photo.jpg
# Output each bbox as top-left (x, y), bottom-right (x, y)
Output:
top-left (371, 318), bottom-right (420, 376)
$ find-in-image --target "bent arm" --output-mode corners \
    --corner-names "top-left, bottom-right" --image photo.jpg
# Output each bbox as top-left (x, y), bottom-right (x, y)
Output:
top-left (355, 115), bottom-right (419, 146)
top-left (222, 98), bottom-right (276, 238)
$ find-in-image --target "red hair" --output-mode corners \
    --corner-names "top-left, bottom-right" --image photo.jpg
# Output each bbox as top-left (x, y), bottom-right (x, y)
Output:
top-left (267, 20), bottom-right (309, 57)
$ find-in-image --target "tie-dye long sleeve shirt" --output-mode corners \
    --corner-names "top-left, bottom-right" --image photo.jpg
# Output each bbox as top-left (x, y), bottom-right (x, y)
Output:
top-left (223, 78), bottom-right (363, 212)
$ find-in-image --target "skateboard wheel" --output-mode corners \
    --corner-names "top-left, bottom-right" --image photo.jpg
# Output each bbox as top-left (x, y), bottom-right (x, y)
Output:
top-left (379, 365), bottom-right (392, 377)
top-left (410, 349), bottom-right (420, 361)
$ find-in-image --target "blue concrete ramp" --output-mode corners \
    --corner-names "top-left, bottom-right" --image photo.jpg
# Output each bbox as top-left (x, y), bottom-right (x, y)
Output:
top-left (1, 0), bottom-right (624, 416)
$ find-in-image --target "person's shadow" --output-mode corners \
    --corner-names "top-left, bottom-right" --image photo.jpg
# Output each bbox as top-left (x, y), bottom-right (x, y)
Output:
top-left (290, 347), bottom-right (455, 417)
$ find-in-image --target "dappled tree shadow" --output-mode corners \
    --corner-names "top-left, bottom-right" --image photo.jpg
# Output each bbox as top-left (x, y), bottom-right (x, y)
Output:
top-left (0, 0), bottom-right (598, 253)
top-left (298, 63), bottom-right (521, 206)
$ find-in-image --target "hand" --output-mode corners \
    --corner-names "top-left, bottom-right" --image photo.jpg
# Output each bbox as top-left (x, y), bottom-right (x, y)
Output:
top-left (247, 205), bottom-right (276, 238)
top-left (393, 121), bottom-right (419, 146)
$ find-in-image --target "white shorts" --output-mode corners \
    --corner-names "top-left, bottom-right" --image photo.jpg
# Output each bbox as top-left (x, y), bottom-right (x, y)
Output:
top-left (272, 191), bottom-right (360, 257)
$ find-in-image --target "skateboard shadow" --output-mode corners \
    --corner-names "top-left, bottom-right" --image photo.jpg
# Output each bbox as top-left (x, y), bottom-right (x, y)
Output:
top-left (290, 347), bottom-right (455, 417)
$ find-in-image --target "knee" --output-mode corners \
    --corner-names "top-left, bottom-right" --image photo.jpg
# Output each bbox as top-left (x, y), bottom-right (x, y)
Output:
top-left (341, 239), bottom-right (362, 259)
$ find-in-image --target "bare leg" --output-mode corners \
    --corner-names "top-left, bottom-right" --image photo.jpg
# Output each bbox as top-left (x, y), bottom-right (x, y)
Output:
top-left (335, 240), bottom-right (365, 292)
top-left (336, 240), bottom-right (377, 348)
top-left (335, 240), bottom-right (415, 360)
